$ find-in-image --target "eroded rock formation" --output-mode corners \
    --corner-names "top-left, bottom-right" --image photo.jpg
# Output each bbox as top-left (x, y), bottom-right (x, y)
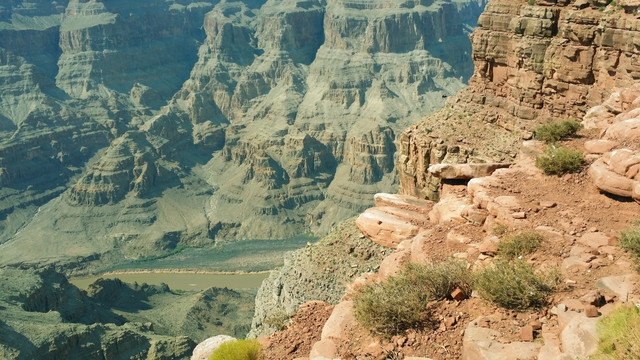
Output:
top-left (398, 0), bottom-right (640, 200)
top-left (0, 0), bottom-right (487, 270)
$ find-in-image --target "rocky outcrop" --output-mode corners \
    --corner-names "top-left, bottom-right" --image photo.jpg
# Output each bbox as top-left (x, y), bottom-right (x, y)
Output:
top-left (248, 218), bottom-right (391, 338)
top-left (583, 84), bottom-right (640, 201)
top-left (398, 0), bottom-right (640, 200)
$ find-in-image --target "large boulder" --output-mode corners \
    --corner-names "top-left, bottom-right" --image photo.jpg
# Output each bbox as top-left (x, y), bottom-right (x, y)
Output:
top-left (191, 335), bottom-right (235, 360)
top-left (588, 150), bottom-right (640, 201)
top-left (356, 206), bottom-right (429, 248)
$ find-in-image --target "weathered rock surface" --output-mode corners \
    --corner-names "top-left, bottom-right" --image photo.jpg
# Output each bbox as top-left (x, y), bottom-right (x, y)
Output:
top-left (398, 0), bottom-right (640, 200)
top-left (191, 335), bottom-right (235, 360)
top-left (428, 163), bottom-right (511, 180)
top-left (356, 206), bottom-right (430, 249)
top-left (249, 219), bottom-right (391, 337)
top-left (583, 85), bottom-right (640, 201)
top-left (0, 0), bottom-right (487, 271)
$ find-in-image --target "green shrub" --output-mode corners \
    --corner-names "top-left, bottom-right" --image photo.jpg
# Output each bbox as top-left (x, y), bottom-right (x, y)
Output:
top-left (599, 5), bottom-right (606, 11)
top-left (534, 119), bottom-right (583, 143)
top-left (498, 231), bottom-right (543, 260)
top-left (493, 224), bottom-right (509, 237)
top-left (474, 260), bottom-right (558, 310)
top-left (353, 274), bottom-right (431, 336)
top-left (353, 260), bottom-right (472, 336)
top-left (209, 339), bottom-right (262, 360)
top-left (535, 146), bottom-right (584, 175)
top-left (528, 0), bottom-right (535, 5)
top-left (593, 305), bottom-right (640, 360)
top-left (618, 222), bottom-right (640, 262)
top-left (262, 310), bottom-right (293, 331)
top-left (401, 260), bottom-right (473, 300)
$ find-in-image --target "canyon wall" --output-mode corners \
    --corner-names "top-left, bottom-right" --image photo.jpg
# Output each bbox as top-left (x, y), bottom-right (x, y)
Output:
top-left (0, 0), bottom-right (487, 271)
top-left (398, 0), bottom-right (640, 200)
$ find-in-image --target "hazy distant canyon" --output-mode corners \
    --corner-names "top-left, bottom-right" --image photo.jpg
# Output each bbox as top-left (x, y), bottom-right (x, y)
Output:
top-left (0, 0), bottom-right (485, 272)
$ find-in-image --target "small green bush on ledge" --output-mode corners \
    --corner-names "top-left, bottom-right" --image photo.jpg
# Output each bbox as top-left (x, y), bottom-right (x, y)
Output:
top-left (209, 339), bottom-right (262, 360)
top-left (498, 231), bottom-right (543, 260)
top-left (353, 260), bottom-right (472, 336)
top-left (618, 222), bottom-right (640, 264)
top-left (535, 119), bottom-right (583, 143)
top-left (535, 146), bottom-right (584, 175)
top-left (474, 260), bottom-right (558, 310)
top-left (593, 305), bottom-right (640, 360)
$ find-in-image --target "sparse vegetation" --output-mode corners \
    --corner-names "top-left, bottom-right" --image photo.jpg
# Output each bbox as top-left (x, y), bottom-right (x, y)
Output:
top-left (498, 231), bottom-right (543, 260)
top-left (618, 222), bottom-right (640, 264)
top-left (209, 339), bottom-right (262, 360)
top-left (402, 260), bottom-right (473, 300)
top-left (353, 260), bottom-right (472, 336)
top-left (493, 224), bottom-right (509, 237)
top-left (535, 146), bottom-right (584, 175)
top-left (262, 309), bottom-right (293, 331)
top-left (599, 5), bottom-right (606, 11)
top-left (474, 260), bottom-right (558, 310)
top-left (534, 119), bottom-right (582, 143)
top-left (528, 0), bottom-right (535, 5)
top-left (593, 305), bottom-right (640, 360)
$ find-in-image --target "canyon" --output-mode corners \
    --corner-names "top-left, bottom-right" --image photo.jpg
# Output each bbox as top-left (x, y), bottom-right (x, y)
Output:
top-left (0, 0), bottom-right (487, 358)
top-left (0, 0), bottom-right (485, 274)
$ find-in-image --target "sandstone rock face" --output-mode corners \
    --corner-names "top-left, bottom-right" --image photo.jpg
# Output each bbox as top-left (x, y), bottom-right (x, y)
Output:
top-left (398, 0), bottom-right (640, 200)
top-left (0, 0), bottom-right (487, 270)
top-left (356, 206), bottom-right (430, 249)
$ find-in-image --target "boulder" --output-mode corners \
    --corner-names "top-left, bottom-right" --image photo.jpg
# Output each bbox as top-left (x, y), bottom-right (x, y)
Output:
top-left (577, 232), bottom-right (610, 249)
top-left (191, 335), bottom-right (235, 360)
top-left (559, 311), bottom-right (598, 359)
top-left (604, 118), bottom-right (640, 141)
top-left (584, 140), bottom-right (619, 154)
top-left (320, 301), bottom-right (356, 341)
top-left (356, 207), bottom-right (428, 248)
top-left (588, 158), bottom-right (638, 199)
top-left (462, 319), bottom-right (542, 360)
top-left (429, 196), bottom-right (467, 224)
top-left (596, 274), bottom-right (637, 301)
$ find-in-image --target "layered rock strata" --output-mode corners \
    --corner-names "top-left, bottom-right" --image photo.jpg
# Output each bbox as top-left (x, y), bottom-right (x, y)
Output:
top-left (398, 0), bottom-right (640, 200)
top-left (0, 0), bottom-right (487, 270)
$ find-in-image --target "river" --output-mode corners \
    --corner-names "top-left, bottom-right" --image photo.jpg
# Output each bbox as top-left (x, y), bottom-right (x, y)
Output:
top-left (70, 271), bottom-right (270, 291)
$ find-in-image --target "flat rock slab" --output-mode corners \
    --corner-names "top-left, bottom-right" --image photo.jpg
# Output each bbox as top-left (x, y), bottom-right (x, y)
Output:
top-left (584, 139), bottom-right (619, 154)
top-left (577, 232), bottom-right (610, 249)
top-left (462, 319), bottom-right (541, 360)
top-left (596, 274), bottom-right (637, 301)
top-left (428, 163), bottom-right (512, 180)
top-left (558, 311), bottom-right (598, 359)
top-left (321, 300), bottom-right (356, 342)
top-left (374, 193), bottom-right (434, 215)
top-left (356, 207), bottom-right (428, 248)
